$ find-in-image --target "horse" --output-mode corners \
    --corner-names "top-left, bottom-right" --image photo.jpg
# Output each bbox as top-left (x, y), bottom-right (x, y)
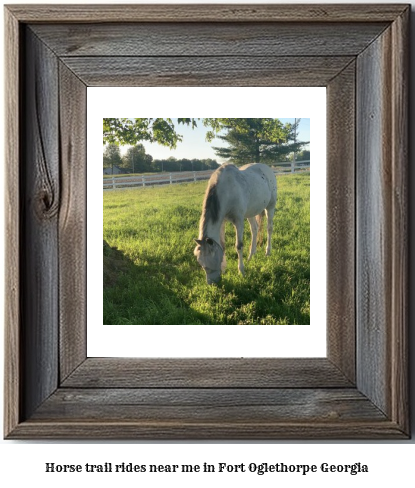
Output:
top-left (194, 163), bottom-right (277, 284)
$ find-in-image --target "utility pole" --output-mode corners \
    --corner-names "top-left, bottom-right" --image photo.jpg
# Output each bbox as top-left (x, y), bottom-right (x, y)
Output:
top-left (131, 151), bottom-right (135, 174)
top-left (291, 118), bottom-right (297, 173)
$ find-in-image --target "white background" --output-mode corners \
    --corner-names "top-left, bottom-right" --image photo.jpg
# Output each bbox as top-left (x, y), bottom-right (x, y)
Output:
top-left (89, 87), bottom-right (326, 357)
top-left (1, 0), bottom-right (414, 486)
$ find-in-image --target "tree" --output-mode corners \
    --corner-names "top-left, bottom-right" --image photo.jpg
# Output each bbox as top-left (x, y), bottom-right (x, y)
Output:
top-left (103, 118), bottom-right (198, 147)
top-left (296, 149), bottom-right (310, 161)
top-left (121, 144), bottom-right (153, 173)
top-left (151, 159), bottom-right (163, 172)
top-left (203, 118), bottom-right (307, 166)
top-left (165, 156), bottom-right (179, 172)
top-left (103, 144), bottom-right (122, 173)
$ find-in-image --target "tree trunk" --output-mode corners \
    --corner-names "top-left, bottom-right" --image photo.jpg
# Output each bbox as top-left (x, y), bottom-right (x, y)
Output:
top-left (255, 140), bottom-right (261, 164)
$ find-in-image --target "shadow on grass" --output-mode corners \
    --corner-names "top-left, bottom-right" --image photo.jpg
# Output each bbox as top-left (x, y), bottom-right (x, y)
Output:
top-left (103, 240), bottom-right (211, 325)
top-left (103, 241), bottom-right (309, 326)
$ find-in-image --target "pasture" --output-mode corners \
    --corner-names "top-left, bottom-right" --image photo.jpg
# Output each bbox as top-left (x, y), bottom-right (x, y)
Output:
top-left (103, 173), bottom-right (310, 325)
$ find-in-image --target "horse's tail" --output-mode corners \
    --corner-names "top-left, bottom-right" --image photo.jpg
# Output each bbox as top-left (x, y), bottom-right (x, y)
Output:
top-left (256, 210), bottom-right (265, 246)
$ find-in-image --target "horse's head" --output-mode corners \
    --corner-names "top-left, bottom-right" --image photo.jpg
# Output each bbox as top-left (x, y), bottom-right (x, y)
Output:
top-left (194, 237), bottom-right (224, 285)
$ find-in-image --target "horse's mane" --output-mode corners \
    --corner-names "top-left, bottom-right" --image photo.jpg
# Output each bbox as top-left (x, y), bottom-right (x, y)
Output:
top-left (199, 165), bottom-right (229, 236)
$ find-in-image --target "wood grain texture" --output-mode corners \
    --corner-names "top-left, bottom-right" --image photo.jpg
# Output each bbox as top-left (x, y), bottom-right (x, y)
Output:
top-left (326, 62), bottom-right (356, 383)
top-left (58, 63), bottom-right (87, 381)
top-left (7, 387), bottom-right (405, 439)
top-left (4, 6), bottom-right (21, 438)
top-left (62, 358), bottom-right (352, 388)
top-left (357, 31), bottom-right (391, 416)
top-left (7, 421), bottom-right (407, 440)
top-left (21, 28), bottom-right (60, 419)
top-left (32, 388), bottom-right (386, 422)
top-left (6, 4), bottom-right (409, 23)
top-left (31, 22), bottom-right (388, 57)
top-left (61, 56), bottom-right (354, 87)
top-left (4, 4), bottom-right (410, 440)
top-left (389, 8), bottom-right (409, 432)
top-left (356, 15), bottom-right (408, 429)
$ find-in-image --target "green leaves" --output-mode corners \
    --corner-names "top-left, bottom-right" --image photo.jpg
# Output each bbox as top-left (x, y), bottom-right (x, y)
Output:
top-left (203, 118), bottom-right (308, 166)
top-left (102, 118), bottom-right (307, 167)
top-left (103, 118), bottom-right (199, 148)
top-left (103, 143), bottom-right (122, 169)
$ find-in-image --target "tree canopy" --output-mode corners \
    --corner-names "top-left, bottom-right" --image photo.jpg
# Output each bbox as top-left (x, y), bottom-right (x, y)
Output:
top-left (295, 149), bottom-right (310, 161)
top-left (122, 144), bottom-right (153, 173)
top-left (103, 144), bottom-right (122, 170)
top-left (103, 118), bottom-right (198, 147)
top-left (103, 118), bottom-right (308, 171)
top-left (203, 118), bottom-right (307, 165)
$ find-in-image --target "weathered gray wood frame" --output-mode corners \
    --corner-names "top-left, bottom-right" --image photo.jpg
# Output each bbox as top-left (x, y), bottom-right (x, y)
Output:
top-left (4, 4), bottom-right (409, 439)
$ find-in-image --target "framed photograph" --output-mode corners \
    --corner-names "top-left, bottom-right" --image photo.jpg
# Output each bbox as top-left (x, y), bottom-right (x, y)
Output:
top-left (4, 4), bottom-right (409, 439)
top-left (91, 88), bottom-right (325, 358)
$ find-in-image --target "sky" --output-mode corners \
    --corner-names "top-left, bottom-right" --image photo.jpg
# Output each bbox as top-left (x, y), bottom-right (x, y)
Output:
top-left (119, 118), bottom-right (310, 163)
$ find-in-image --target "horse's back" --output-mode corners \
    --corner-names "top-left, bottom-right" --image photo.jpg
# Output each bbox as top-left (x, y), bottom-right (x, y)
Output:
top-left (211, 163), bottom-right (276, 219)
top-left (240, 163), bottom-right (276, 182)
top-left (240, 163), bottom-right (277, 197)
top-left (238, 163), bottom-right (277, 217)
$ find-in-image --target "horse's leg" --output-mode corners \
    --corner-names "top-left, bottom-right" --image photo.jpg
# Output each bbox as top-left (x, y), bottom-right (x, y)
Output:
top-left (220, 220), bottom-right (227, 272)
top-left (234, 219), bottom-right (245, 275)
top-left (247, 217), bottom-right (258, 261)
top-left (265, 204), bottom-right (276, 256)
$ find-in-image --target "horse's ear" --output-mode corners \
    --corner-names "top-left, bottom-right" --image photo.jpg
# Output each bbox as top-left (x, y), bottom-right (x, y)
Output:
top-left (194, 239), bottom-right (203, 245)
top-left (206, 237), bottom-right (214, 246)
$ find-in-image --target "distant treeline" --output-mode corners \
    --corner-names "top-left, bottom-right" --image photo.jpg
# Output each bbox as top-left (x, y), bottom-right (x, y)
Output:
top-left (103, 143), bottom-right (220, 174)
top-left (152, 157), bottom-right (220, 173)
top-left (103, 143), bottom-right (310, 175)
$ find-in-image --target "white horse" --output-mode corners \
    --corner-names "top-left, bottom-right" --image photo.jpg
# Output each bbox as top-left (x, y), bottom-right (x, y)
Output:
top-left (194, 163), bottom-right (277, 284)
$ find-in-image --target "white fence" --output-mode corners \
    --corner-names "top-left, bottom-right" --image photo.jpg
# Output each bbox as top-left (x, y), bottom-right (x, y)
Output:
top-left (103, 161), bottom-right (310, 191)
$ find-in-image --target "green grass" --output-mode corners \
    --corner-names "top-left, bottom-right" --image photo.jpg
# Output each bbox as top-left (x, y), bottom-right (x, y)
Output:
top-left (103, 173), bottom-right (310, 325)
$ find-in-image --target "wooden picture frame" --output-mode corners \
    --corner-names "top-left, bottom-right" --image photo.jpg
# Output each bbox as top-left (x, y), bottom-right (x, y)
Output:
top-left (4, 4), bottom-right (409, 439)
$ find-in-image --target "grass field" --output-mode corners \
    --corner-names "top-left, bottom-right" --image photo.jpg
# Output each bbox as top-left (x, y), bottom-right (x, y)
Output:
top-left (103, 173), bottom-right (310, 325)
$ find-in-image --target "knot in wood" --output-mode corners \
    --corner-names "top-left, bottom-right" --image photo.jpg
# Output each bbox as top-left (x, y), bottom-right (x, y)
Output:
top-left (36, 188), bottom-right (59, 219)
